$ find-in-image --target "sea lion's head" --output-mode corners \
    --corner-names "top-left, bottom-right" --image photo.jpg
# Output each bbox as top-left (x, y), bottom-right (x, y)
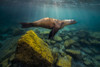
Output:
top-left (60, 19), bottom-right (76, 28)
top-left (64, 19), bottom-right (76, 25)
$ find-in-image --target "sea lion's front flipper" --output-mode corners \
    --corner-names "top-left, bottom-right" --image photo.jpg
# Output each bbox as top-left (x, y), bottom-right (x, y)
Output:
top-left (49, 27), bottom-right (59, 39)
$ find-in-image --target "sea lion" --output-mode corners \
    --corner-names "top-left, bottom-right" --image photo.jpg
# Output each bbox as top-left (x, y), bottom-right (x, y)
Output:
top-left (20, 17), bottom-right (76, 39)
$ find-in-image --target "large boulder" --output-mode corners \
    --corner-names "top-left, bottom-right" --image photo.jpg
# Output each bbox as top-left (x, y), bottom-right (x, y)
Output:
top-left (15, 30), bottom-right (54, 67)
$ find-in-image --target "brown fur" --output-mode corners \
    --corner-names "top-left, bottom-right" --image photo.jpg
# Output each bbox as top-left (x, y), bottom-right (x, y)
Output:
top-left (20, 17), bottom-right (76, 39)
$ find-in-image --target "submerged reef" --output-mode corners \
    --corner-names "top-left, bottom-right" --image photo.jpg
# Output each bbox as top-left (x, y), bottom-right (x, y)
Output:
top-left (0, 27), bottom-right (100, 67)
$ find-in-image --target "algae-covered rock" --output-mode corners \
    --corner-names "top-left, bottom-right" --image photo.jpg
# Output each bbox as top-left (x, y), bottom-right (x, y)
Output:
top-left (12, 28), bottom-right (25, 36)
top-left (89, 39), bottom-right (100, 44)
top-left (40, 30), bottom-right (50, 35)
top-left (90, 32), bottom-right (100, 39)
top-left (52, 47), bottom-right (59, 53)
top-left (76, 30), bottom-right (89, 38)
top-left (0, 58), bottom-right (9, 67)
top-left (83, 57), bottom-right (92, 65)
top-left (64, 39), bottom-right (76, 47)
top-left (15, 30), bottom-right (54, 67)
top-left (0, 42), bottom-right (2, 48)
top-left (72, 36), bottom-right (79, 41)
top-left (94, 55), bottom-right (100, 60)
top-left (45, 39), bottom-right (51, 44)
top-left (92, 58), bottom-right (100, 66)
top-left (82, 48), bottom-right (92, 54)
top-left (66, 49), bottom-right (81, 56)
top-left (50, 40), bottom-right (56, 44)
top-left (80, 39), bottom-right (90, 45)
top-left (54, 36), bottom-right (62, 41)
top-left (56, 55), bottom-right (72, 67)
top-left (63, 36), bottom-right (70, 40)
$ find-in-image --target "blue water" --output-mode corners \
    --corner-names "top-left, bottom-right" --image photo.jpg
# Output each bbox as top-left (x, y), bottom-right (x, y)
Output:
top-left (0, 2), bottom-right (100, 31)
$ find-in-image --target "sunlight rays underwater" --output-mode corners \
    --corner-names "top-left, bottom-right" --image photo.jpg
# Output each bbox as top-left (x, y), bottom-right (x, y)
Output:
top-left (26, 1), bottom-right (100, 31)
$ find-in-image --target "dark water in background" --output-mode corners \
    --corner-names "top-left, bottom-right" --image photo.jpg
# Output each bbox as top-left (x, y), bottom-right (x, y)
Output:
top-left (0, 0), bottom-right (100, 67)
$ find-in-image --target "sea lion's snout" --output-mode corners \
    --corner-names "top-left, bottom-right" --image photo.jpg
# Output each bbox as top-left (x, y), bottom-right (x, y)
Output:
top-left (64, 19), bottom-right (77, 25)
top-left (70, 19), bottom-right (77, 24)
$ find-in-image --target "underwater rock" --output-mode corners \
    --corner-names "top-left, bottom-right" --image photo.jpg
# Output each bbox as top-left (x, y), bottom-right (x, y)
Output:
top-left (94, 55), bottom-right (100, 61)
top-left (12, 28), bottom-right (25, 36)
top-left (32, 28), bottom-right (40, 33)
top-left (81, 48), bottom-right (92, 54)
top-left (90, 32), bottom-right (100, 39)
top-left (76, 30), bottom-right (89, 38)
top-left (63, 35), bottom-right (70, 40)
top-left (0, 34), bottom-right (8, 41)
top-left (64, 39), bottom-right (76, 47)
top-left (0, 27), bottom-right (11, 34)
top-left (54, 36), bottom-right (62, 41)
top-left (59, 51), bottom-right (67, 57)
top-left (70, 28), bottom-right (76, 31)
top-left (15, 30), bottom-right (54, 67)
top-left (66, 49), bottom-right (81, 55)
top-left (9, 54), bottom-right (15, 62)
top-left (0, 58), bottom-right (9, 67)
top-left (45, 39), bottom-right (51, 44)
top-left (65, 49), bottom-right (81, 59)
top-left (72, 59), bottom-right (86, 67)
top-left (80, 39), bottom-right (90, 45)
top-left (59, 45), bottom-right (65, 50)
top-left (83, 57), bottom-right (92, 65)
top-left (54, 43), bottom-right (61, 49)
top-left (0, 53), bottom-right (15, 67)
top-left (92, 58), bottom-right (100, 66)
top-left (72, 36), bottom-right (79, 41)
top-left (0, 42), bottom-right (2, 48)
top-left (56, 55), bottom-right (72, 67)
top-left (52, 47), bottom-right (59, 53)
top-left (50, 40), bottom-right (56, 44)
top-left (66, 32), bottom-right (73, 37)
top-left (40, 30), bottom-right (50, 35)
top-left (0, 36), bottom-right (20, 64)
top-left (89, 39), bottom-right (100, 44)
top-left (91, 48), bottom-right (99, 54)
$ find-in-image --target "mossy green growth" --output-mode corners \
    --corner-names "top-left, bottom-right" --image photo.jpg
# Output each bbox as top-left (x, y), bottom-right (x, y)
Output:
top-left (54, 36), bottom-right (62, 41)
top-left (95, 55), bottom-right (100, 60)
top-left (16, 30), bottom-right (54, 67)
top-left (64, 39), bottom-right (76, 47)
top-left (66, 49), bottom-right (81, 55)
top-left (56, 55), bottom-right (72, 67)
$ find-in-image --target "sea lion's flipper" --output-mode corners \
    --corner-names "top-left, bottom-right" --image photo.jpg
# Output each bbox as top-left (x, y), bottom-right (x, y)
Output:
top-left (49, 27), bottom-right (59, 39)
top-left (20, 23), bottom-right (34, 28)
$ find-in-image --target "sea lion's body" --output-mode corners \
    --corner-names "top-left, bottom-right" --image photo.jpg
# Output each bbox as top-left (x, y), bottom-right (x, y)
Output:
top-left (31, 18), bottom-right (62, 29)
top-left (20, 17), bottom-right (76, 39)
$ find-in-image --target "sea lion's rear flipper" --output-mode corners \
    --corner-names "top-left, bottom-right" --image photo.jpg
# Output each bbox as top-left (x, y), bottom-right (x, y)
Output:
top-left (20, 23), bottom-right (33, 28)
top-left (49, 27), bottom-right (59, 39)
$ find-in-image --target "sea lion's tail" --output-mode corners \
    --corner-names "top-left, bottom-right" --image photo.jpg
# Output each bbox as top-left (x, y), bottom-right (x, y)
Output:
top-left (20, 23), bottom-right (33, 28)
